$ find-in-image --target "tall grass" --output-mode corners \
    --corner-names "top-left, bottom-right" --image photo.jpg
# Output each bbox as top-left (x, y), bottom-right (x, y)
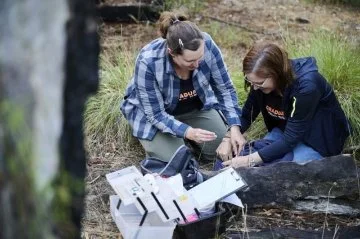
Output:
top-left (84, 49), bottom-right (136, 148)
top-left (287, 31), bottom-right (360, 147)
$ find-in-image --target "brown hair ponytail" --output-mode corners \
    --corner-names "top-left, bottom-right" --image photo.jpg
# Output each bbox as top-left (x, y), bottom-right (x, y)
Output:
top-left (157, 11), bottom-right (203, 55)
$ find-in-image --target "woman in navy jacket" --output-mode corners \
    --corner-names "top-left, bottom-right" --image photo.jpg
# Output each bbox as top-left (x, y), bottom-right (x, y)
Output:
top-left (219, 42), bottom-right (351, 168)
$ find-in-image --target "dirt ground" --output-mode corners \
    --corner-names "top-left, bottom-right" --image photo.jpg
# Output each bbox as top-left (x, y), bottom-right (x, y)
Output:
top-left (82, 0), bottom-right (360, 238)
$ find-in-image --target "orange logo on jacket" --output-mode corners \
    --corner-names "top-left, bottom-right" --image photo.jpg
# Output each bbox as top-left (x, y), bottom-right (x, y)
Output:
top-left (265, 105), bottom-right (285, 120)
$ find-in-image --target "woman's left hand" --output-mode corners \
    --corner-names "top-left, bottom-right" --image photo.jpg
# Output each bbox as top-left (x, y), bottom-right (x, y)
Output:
top-left (222, 152), bottom-right (263, 168)
top-left (222, 155), bottom-right (250, 168)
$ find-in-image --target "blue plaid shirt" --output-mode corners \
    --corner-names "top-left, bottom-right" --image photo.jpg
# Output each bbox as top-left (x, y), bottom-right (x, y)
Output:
top-left (120, 32), bottom-right (242, 140)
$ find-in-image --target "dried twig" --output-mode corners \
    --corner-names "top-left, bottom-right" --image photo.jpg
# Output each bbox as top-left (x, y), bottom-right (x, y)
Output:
top-left (202, 15), bottom-right (274, 35)
top-left (89, 175), bottom-right (101, 184)
top-left (322, 185), bottom-right (334, 239)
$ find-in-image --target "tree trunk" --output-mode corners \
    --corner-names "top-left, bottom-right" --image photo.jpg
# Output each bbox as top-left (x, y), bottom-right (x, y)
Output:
top-left (0, 0), bottom-right (99, 238)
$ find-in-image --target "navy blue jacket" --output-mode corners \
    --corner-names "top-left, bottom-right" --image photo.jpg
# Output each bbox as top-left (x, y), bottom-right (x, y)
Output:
top-left (240, 57), bottom-right (351, 162)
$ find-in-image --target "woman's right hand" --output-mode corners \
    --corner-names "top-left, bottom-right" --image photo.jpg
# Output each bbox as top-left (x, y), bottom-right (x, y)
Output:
top-left (185, 127), bottom-right (217, 144)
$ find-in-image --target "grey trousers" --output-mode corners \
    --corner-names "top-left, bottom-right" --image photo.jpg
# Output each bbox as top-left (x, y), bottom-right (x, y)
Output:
top-left (139, 109), bottom-right (227, 162)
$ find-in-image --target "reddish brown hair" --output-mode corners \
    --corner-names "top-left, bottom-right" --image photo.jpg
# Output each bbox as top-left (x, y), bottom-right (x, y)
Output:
top-left (242, 42), bottom-right (294, 92)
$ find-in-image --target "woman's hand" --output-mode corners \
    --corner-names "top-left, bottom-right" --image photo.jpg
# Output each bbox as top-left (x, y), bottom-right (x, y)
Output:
top-left (229, 126), bottom-right (246, 156)
top-left (222, 152), bottom-right (263, 168)
top-left (222, 155), bottom-right (250, 168)
top-left (185, 127), bottom-right (217, 144)
top-left (216, 138), bottom-right (232, 161)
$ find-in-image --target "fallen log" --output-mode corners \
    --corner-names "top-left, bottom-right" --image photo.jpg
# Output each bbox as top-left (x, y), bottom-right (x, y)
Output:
top-left (226, 226), bottom-right (360, 239)
top-left (235, 155), bottom-right (360, 216)
top-left (97, 3), bottom-right (161, 22)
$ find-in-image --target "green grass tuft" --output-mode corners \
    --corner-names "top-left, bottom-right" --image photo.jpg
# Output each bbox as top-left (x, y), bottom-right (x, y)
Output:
top-left (287, 31), bottom-right (360, 92)
top-left (84, 50), bottom-right (136, 148)
top-left (338, 93), bottom-right (360, 146)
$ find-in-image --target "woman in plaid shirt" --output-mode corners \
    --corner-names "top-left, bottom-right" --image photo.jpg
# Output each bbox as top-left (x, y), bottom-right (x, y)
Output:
top-left (121, 11), bottom-right (246, 163)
